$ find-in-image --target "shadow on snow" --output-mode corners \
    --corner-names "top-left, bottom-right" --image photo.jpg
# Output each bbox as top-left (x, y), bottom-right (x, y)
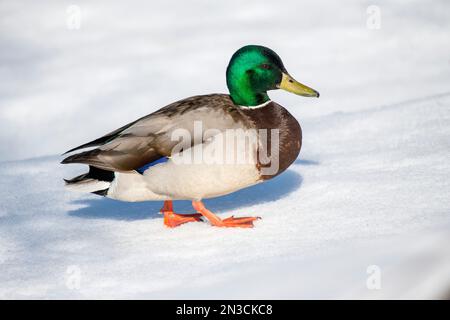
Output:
top-left (67, 162), bottom-right (314, 221)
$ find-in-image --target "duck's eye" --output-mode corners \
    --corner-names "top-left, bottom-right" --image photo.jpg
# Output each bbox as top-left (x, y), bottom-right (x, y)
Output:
top-left (260, 64), bottom-right (271, 70)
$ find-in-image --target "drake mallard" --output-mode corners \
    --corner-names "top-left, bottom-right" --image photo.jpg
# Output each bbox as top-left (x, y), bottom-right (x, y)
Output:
top-left (62, 45), bottom-right (319, 228)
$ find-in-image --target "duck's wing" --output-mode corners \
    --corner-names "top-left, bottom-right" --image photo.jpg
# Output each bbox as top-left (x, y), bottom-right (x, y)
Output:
top-left (61, 94), bottom-right (245, 172)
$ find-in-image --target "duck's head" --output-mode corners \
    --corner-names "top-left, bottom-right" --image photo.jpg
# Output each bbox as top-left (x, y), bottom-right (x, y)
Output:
top-left (226, 45), bottom-right (319, 107)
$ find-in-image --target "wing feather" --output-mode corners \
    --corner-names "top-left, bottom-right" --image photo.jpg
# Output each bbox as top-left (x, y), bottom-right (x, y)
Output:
top-left (61, 94), bottom-right (246, 172)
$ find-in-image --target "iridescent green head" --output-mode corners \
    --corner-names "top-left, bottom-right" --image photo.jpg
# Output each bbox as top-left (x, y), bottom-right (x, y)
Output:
top-left (226, 45), bottom-right (319, 107)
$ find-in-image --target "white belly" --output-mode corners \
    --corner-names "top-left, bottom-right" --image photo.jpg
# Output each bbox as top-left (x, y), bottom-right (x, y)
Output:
top-left (107, 171), bottom-right (169, 202)
top-left (107, 133), bottom-right (262, 202)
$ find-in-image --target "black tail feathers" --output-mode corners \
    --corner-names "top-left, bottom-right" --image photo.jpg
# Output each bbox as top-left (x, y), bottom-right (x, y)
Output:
top-left (64, 166), bottom-right (114, 184)
top-left (63, 166), bottom-right (114, 196)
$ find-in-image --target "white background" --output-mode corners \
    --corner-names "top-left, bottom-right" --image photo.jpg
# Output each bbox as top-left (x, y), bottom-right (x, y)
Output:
top-left (0, 0), bottom-right (449, 299)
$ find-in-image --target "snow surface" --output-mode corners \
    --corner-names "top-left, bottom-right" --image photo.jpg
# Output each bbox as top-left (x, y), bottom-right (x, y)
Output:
top-left (0, 0), bottom-right (449, 299)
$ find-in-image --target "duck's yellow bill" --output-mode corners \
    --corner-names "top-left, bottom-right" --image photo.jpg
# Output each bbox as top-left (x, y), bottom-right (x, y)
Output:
top-left (278, 73), bottom-right (320, 98)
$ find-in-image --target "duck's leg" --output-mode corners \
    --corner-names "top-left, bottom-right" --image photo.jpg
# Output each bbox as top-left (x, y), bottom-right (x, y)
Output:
top-left (160, 200), bottom-right (203, 228)
top-left (192, 201), bottom-right (260, 228)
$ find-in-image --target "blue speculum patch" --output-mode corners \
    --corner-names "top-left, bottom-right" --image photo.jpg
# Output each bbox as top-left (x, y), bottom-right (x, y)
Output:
top-left (136, 157), bottom-right (169, 174)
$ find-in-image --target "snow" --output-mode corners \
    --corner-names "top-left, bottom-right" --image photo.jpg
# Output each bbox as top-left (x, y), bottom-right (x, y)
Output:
top-left (0, 0), bottom-right (449, 299)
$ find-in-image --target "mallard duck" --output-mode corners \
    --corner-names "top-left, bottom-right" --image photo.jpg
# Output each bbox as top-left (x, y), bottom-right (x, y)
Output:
top-left (62, 45), bottom-right (319, 228)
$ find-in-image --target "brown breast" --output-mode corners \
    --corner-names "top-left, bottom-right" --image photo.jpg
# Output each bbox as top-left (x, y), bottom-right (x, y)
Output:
top-left (239, 101), bottom-right (302, 180)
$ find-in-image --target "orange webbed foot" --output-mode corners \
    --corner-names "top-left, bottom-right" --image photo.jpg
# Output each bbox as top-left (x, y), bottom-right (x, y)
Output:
top-left (218, 215), bottom-right (261, 228)
top-left (163, 211), bottom-right (203, 228)
top-left (161, 200), bottom-right (203, 228)
top-left (192, 201), bottom-right (261, 228)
